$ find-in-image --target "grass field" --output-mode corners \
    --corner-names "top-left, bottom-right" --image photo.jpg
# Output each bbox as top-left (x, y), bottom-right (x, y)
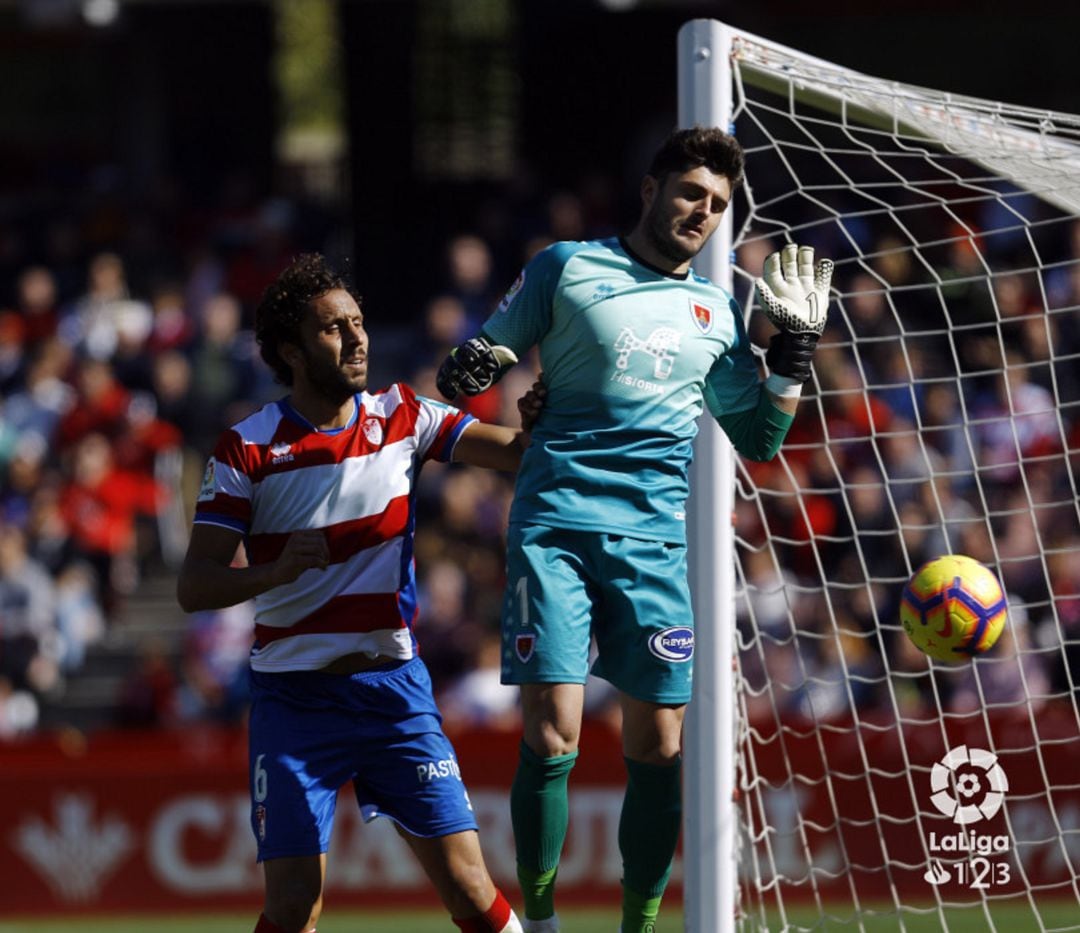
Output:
top-left (2, 903), bottom-right (1078, 931)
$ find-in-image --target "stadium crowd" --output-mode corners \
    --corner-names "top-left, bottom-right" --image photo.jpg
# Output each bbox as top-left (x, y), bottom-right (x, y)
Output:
top-left (0, 160), bottom-right (1077, 740)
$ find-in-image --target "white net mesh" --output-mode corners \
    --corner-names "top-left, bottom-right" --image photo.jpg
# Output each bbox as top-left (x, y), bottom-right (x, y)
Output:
top-left (726, 32), bottom-right (1080, 931)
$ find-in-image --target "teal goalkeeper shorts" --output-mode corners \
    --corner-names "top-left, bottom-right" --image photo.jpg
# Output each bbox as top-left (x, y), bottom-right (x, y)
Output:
top-left (500, 522), bottom-right (695, 704)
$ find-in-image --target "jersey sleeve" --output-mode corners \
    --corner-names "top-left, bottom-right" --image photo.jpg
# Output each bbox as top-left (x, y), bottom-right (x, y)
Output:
top-left (413, 388), bottom-right (475, 463)
top-left (479, 242), bottom-right (574, 355)
top-left (193, 430), bottom-right (253, 534)
top-left (703, 295), bottom-right (763, 419)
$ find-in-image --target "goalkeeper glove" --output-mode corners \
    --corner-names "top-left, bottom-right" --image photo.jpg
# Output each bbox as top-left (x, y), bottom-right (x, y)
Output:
top-left (755, 244), bottom-right (834, 384)
top-left (436, 336), bottom-right (519, 399)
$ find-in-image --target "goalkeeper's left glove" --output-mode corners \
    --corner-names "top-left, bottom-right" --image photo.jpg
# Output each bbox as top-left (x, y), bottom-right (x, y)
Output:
top-left (436, 336), bottom-right (519, 399)
top-left (755, 243), bottom-right (834, 384)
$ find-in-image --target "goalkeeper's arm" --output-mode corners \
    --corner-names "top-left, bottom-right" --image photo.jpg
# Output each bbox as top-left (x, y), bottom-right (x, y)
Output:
top-left (436, 333), bottom-right (519, 400)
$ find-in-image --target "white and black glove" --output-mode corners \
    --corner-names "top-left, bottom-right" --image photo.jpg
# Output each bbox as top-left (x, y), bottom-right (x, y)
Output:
top-left (755, 244), bottom-right (833, 384)
top-left (436, 336), bottom-right (518, 399)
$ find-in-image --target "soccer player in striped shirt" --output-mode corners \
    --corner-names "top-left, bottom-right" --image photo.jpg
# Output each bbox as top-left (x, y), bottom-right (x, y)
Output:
top-left (437, 127), bottom-right (833, 932)
top-left (177, 253), bottom-right (536, 933)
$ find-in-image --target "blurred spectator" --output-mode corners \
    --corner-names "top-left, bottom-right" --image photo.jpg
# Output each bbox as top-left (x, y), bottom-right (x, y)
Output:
top-left (444, 233), bottom-right (499, 331)
top-left (60, 252), bottom-right (153, 362)
top-left (53, 562), bottom-right (106, 674)
top-left (4, 338), bottom-right (76, 447)
top-left (0, 675), bottom-right (39, 738)
top-left (176, 601), bottom-right (254, 723)
top-left (0, 523), bottom-right (60, 696)
top-left (970, 349), bottom-right (1060, 487)
top-left (185, 291), bottom-right (262, 453)
top-left (55, 358), bottom-right (130, 452)
top-left (59, 432), bottom-right (163, 616)
top-left (15, 265), bottom-right (60, 350)
top-left (438, 629), bottom-right (520, 730)
top-left (114, 638), bottom-right (178, 728)
top-left (146, 281), bottom-right (196, 355)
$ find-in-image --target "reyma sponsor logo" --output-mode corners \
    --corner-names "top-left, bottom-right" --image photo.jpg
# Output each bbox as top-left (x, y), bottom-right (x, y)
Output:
top-left (648, 627), bottom-right (694, 662)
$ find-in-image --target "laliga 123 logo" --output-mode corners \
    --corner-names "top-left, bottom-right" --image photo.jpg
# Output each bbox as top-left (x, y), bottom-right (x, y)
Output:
top-left (923, 745), bottom-right (1012, 889)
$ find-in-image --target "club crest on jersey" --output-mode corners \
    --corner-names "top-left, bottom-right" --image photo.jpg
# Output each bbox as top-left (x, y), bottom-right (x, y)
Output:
top-left (689, 299), bottom-right (713, 334)
top-left (270, 442), bottom-right (294, 465)
top-left (648, 626), bottom-right (694, 662)
top-left (497, 269), bottom-right (526, 313)
top-left (362, 417), bottom-right (383, 446)
top-left (197, 459), bottom-right (216, 502)
top-left (255, 804), bottom-right (267, 841)
top-left (515, 634), bottom-right (536, 663)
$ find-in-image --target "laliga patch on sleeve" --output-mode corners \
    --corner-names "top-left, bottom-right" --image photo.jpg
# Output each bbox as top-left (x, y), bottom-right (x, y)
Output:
top-left (648, 626), bottom-right (694, 662)
top-left (497, 269), bottom-right (526, 313)
top-left (197, 459), bottom-right (217, 502)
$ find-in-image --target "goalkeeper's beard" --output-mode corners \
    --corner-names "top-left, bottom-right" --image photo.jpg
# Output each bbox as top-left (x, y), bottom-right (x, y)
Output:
top-left (644, 203), bottom-right (702, 265)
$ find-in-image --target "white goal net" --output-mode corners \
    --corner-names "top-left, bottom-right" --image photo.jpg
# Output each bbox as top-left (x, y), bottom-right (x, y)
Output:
top-left (679, 20), bottom-right (1080, 933)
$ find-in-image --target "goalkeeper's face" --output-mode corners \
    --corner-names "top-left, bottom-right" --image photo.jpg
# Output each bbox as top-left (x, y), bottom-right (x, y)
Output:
top-left (641, 166), bottom-right (732, 265)
top-left (291, 288), bottom-right (369, 402)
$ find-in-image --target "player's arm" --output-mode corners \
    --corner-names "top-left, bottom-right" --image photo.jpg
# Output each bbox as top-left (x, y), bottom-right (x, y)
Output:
top-left (452, 378), bottom-right (546, 472)
top-left (437, 245), bottom-right (565, 400)
top-left (755, 243), bottom-right (834, 409)
top-left (176, 523), bottom-right (329, 612)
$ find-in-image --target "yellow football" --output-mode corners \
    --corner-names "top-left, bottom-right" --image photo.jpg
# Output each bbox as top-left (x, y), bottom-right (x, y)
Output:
top-left (900, 555), bottom-right (1007, 662)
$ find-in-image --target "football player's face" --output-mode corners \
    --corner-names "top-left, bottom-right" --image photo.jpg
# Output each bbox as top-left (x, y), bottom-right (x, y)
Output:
top-left (295, 288), bottom-right (369, 401)
top-left (642, 166), bottom-right (732, 265)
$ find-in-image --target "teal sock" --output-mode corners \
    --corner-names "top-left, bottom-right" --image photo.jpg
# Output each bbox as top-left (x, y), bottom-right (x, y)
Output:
top-left (619, 755), bottom-right (682, 926)
top-left (510, 741), bottom-right (577, 919)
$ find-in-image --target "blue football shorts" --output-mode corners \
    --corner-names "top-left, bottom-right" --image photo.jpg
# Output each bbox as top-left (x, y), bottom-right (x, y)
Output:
top-left (500, 523), bottom-right (695, 704)
top-left (247, 657), bottom-right (477, 862)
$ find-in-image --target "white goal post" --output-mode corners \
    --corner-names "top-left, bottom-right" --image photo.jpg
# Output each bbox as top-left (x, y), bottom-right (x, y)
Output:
top-left (679, 19), bottom-right (1080, 932)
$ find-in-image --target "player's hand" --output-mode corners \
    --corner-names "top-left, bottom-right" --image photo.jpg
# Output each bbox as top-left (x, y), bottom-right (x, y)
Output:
top-left (517, 376), bottom-right (546, 435)
top-left (755, 244), bottom-right (833, 384)
top-left (755, 244), bottom-right (833, 336)
top-left (436, 336), bottom-right (519, 399)
top-left (272, 530), bottom-right (329, 585)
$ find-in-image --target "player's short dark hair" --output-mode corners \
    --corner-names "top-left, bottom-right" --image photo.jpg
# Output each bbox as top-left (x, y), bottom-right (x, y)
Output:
top-left (647, 126), bottom-right (745, 189)
top-left (255, 253), bottom-right (359, 386)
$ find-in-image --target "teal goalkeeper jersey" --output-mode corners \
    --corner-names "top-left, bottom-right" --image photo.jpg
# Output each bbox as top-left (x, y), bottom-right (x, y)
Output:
top-left (482, 237), bottom-right (763, 544)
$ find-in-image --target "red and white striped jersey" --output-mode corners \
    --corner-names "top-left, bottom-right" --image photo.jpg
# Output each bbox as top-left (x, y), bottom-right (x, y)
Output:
top-left (193, 383), bottom-right (474, 672)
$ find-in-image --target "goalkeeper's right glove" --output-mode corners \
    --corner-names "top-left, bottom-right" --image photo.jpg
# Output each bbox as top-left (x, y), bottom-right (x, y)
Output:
top-left (755, 244), bottom-right (833, 384)
top-left (436, 336), bottom-right (519, 399)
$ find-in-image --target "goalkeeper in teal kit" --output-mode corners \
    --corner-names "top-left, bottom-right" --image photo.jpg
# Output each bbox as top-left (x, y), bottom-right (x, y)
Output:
top-left (438, 127), bottom-right (833, 933)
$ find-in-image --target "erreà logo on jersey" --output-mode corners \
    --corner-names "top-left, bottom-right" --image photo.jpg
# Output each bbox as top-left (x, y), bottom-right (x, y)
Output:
top-left (689, 298), bottom-right (713, 334)
top-left (648, 627), bottom-right (694, 662)
top-left (270, 442), bottom-right (294, 465)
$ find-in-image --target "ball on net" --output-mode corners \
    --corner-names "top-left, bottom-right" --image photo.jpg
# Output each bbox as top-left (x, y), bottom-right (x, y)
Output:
top-left (900, 554), bottom-right (1007, 662)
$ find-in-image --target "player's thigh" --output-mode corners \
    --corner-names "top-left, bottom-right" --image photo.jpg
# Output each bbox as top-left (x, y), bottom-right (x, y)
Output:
top-left (592, 535), bottom-right (695, 704)
top-left (620, 692), bottom-right (687, 764)
top-left (248, 671), bottom-right (355, 861)
top-left (501, 523), bottom-right (597, 685)
top-left (262, 853), bottom-right (325, 924)
top-left (397, 827), bottom-right (494, 912)
top-left (349, 659), bottom-right (478, 839)
top-left (520, 681), bottom-right (586, 757)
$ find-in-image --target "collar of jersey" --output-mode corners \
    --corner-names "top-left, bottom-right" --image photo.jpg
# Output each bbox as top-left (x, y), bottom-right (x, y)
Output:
top-left (278, 395), bottom-right (360, 435)
top-left (617, 236), bottom-right (691, 281)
